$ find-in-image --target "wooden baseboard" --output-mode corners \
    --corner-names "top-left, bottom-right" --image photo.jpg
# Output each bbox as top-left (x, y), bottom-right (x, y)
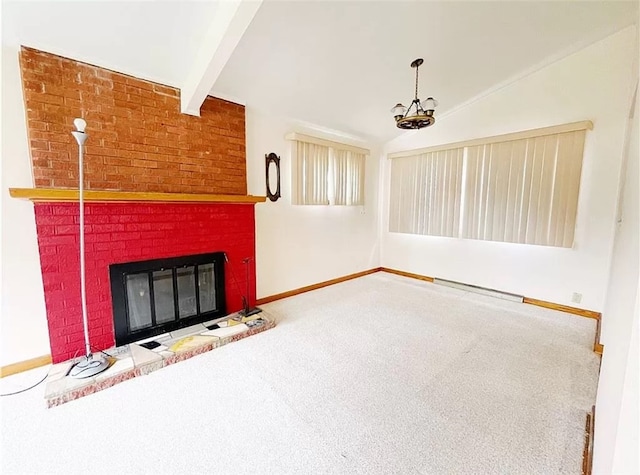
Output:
top-left (3, 269), bottom-right (603, 376)
top-left (582, 405), bottom-right (595, 475)
top-left (523, 297), bottom-right (601, 320)
top-left (0, 354), bottom-right (52, 378)
top-left (381, 268), bottom-right (601, 320)
top-left (593, 316), bottom-right (604, 355)
top-left (381, 268), bottom-right (604, 355)
top-left (380, 267), bottom-right (435, 283)
top-left (255, 268), bottom-right (382, 305)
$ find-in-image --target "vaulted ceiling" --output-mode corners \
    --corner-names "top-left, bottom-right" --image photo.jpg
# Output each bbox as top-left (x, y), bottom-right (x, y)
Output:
top-left (3, 0), bottom-right (638, 143)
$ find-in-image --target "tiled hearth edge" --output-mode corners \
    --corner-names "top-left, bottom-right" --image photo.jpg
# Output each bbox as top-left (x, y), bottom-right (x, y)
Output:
top-left (44, 313), bottom-right (276, 408)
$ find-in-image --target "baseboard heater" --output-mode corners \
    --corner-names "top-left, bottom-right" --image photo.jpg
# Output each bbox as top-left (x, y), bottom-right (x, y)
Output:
top-left (433, 278), bottom-right (524, 303)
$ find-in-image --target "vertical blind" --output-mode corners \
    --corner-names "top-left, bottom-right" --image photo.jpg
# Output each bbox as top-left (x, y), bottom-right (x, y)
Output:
top-left (389, 124), bottom-right (588, 247)
top-left (291, 138), bottom-right (366, 206)
top-left (389, 148), bottom-right (464, 237)
top-left (333, 149), bottom-right (366, 205)
top-left (293, 142), bottom-right (330, 205)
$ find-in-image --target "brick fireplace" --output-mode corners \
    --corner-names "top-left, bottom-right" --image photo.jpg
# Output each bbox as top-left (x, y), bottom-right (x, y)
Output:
top-left (18, 47), bottom-right (261, 363)
top-left (34, 202), bottom-right (256, 363)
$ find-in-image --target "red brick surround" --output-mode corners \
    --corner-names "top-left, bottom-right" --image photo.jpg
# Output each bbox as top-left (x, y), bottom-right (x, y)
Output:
top-left (35, 202), bottom-right (256, 363)
top-left (19, 47), bottom-right (259, 363)
top-left (20, 47), bottom-right (246, 194)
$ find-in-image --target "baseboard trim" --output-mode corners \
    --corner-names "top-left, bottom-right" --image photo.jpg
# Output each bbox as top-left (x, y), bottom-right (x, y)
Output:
top-left (582, 405), bottom-right (595, 475)
top-left (593, 316), bottom-right (604, 355)
top-left (3, 268), bottom-right (604, 377)
top-left (381, 269), bottom-right (601, 319)
top-left (381, 268), bottom-right (603, 354)
top-left (380, 267), bottom-right (435, 283)
top-left (0, 354), bottom-right (52, 378)
top-left (255, 268), bottom-right (382, 305)
top-left (522, 297), bottom-right (601, 320)
top-left (521, 297), bottom-right (604, 357)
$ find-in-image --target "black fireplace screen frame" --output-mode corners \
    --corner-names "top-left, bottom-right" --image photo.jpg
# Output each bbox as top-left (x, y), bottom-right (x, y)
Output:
top-left (110, 252), bottom-right (227, 347)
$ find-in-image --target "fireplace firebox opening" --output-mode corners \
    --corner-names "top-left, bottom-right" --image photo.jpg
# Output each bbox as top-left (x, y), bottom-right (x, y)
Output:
top-left (110, 252), bottom-right (227, 346)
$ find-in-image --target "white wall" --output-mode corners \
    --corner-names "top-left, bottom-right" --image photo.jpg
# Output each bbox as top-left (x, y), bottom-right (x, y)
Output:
top-left (1, 41), bottom-right (50, 365)
top-left (593, 72), bottom-right (639, 474)
top-left (245, 108), bottom-right (380, 299)
top-left (611, 296), bottom-right (639, 474)
top-left (380, 27), bottom-right (636, 312)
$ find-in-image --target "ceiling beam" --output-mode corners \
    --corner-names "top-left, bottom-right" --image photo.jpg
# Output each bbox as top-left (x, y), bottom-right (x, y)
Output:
top-left (180, 0), bottom-right (263, 116)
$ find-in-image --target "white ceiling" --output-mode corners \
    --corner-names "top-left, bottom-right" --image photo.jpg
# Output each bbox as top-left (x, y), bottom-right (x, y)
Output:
top-left (3, 0), bottom-right (638, 143)
top-left (213, 0), bottom-right (638, 142)
top-left (2, 0), bottom-right (219, 87)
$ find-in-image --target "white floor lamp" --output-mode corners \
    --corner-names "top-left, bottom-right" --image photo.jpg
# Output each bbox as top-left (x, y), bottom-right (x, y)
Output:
top-left (68, 118), bottom-right (110, 379)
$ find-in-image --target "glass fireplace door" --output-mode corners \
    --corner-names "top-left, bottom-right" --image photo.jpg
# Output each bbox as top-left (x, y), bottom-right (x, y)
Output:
top-left (125, 273), bottom-right (152, 331)
top-left (110, 252), bottom-right (226, 346)
top-left (153, 269), bottom-right (175, 324)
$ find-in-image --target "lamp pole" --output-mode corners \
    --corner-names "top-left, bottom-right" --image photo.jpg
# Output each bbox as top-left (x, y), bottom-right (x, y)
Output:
top-left (68, 118), bottom-right (109, 379)
top-left (70, 121), bottom-right (90, 357)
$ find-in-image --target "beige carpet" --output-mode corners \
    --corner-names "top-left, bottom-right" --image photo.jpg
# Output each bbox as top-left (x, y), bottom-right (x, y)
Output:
top-left (0, 273), bottom-right (599, 474)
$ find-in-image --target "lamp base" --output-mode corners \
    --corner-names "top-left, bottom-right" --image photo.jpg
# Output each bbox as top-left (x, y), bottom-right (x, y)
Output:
top-left (68, 353), bottom-right (110, 379)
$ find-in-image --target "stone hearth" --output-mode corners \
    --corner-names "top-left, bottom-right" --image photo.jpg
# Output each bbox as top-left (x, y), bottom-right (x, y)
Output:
top-left (44, 311), bottom-right (275, 408)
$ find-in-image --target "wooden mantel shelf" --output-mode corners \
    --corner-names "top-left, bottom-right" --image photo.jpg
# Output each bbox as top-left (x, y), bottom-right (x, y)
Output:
top-left (9, 188), bottom-right (266, 204)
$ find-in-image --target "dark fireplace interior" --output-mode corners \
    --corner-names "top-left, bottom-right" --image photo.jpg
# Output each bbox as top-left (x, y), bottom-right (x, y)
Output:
top-left (110, 252), bottom-right (227, 346)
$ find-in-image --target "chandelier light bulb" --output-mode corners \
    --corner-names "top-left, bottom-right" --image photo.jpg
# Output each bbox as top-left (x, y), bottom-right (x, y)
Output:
top-left (73, 118), bottom-right (87, 133)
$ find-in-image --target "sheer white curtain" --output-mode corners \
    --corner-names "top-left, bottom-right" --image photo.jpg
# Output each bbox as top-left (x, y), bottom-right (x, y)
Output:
top-left (389, 148), bottom-right (464, 236)
top-left (462, 130), bottom-right (585, 247)
top-left (292, 141), bottom-right (330, 205)
top-left (333, 149), bottom-right (365, 205)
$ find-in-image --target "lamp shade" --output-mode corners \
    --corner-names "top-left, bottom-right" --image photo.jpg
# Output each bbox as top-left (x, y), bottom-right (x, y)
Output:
top-left (73, 118), bottom-right (87, 132)
top-left (391, 103), bottom-right (407, 117)
top-left (420, 97), bottom-right (438, 111)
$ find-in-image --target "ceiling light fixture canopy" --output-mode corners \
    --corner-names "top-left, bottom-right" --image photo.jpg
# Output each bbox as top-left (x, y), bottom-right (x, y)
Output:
top-left (391, 58), bottom-right (438, 130)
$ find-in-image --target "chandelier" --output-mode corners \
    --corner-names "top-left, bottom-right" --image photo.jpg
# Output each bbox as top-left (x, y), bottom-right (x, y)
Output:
top-left (391, 58), bottom-right (438, 130)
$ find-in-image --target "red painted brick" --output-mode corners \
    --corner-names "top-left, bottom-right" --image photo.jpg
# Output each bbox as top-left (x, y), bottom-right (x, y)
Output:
top-left (35, 202), bottom-right (256, 363)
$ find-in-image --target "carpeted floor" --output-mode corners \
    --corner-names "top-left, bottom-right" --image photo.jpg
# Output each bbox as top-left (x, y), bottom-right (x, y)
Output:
top-left (0, 273), bottom-right (599, 474)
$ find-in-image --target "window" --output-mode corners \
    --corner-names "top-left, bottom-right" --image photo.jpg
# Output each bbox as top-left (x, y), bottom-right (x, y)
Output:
top-left (293, 141), bottom-right (330, 205)
top-left (333, 149), bottom-right (366, 205)
top-left (388, 121), bottom-right (591, 247)
top-left (288, 133), bottom-right (367, 206)
top-left (389, 148), bottom-right (464, 237)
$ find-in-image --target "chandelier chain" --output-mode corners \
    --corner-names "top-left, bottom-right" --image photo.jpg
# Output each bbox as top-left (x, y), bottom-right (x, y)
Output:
top-left (414, 65), bottom-right (419, 101)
